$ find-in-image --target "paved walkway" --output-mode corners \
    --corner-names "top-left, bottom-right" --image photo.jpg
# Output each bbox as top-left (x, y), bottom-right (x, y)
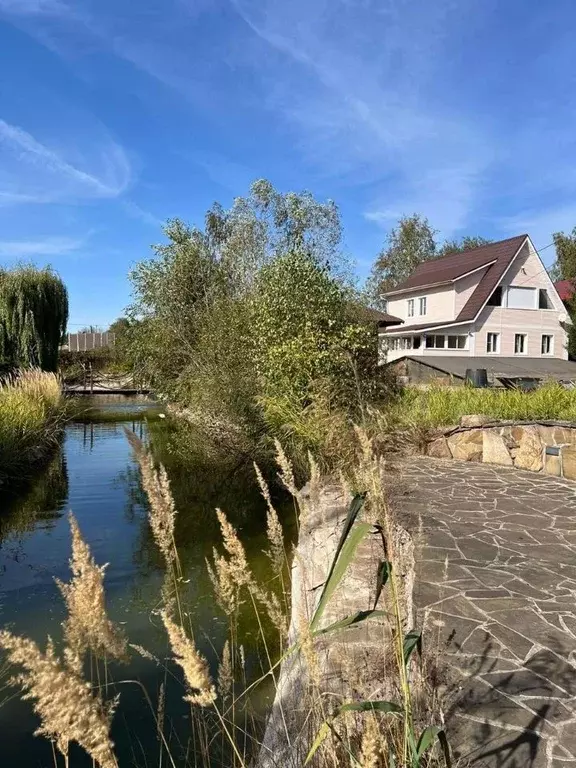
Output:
top-left (402, 458), bottom-right (576, 768)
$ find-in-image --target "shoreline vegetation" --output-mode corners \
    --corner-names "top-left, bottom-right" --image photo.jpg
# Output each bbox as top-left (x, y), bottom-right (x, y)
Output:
top-left (0, 369), bottom-right (68, 486)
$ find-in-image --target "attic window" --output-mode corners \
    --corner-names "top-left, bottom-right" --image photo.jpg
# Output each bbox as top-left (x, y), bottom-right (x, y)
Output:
top-left (487, 287), bottom-right (502, 306)
top-left (539, 289), bottom-right (553, 309)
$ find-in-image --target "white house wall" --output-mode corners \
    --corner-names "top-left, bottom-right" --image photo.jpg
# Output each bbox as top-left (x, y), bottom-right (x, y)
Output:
top-left (386, 283), bottom-right (457, 326)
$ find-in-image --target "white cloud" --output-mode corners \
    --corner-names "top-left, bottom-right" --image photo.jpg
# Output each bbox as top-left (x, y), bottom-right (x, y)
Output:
top-left (0, 235), bottom-right (84, 257)
top-left (0, 118), bottom-right (130, 205)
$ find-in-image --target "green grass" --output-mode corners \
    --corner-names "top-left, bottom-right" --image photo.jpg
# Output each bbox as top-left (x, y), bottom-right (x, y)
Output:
top-left (391, 382), bottom-right (576, 429)
top-left (0, 369), bottom-right (67, 483)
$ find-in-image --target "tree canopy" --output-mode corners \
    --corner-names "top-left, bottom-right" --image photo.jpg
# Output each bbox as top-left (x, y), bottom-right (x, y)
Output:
top-left (551, 228), bottom-right (576, 282)
top-left (0, 266), bottom-right (68, 372)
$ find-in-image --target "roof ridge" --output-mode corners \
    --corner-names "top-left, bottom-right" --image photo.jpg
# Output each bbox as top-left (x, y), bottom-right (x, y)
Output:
top-left (429, 233), bottom-right (528, 264)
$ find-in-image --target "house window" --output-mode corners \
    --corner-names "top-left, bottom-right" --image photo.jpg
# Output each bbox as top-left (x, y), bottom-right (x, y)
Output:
top-left (401, 337), bottom-right (412, 350)
top-left (382, 299), bottom-right (388, 313)
top-left (514, 333), bottom-right (527, 354)
top-left (538, 289), bottom-right (553, 309)
top-left (413, 336), bottom-right (421, 349)
top-left (419, 297), bottom-right (427, 316)
top-left (486, 332), bottom-right (500, 353)
top-left (487, 287), bottom-right (503, 306)
top-left (447, 335), bottom-right (467, 350)
top-left (424, 334), bottom-right (466, 349)
top-left (541, 334), bottom-right (554, 355)
top-left (506, 286), bottom-right (536, 309)
top-left (407, 299), bottom-right (414, 317)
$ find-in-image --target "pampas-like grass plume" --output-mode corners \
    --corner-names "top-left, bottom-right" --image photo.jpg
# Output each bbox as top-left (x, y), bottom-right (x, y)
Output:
top-left (125, 430), bottom-right (177, 567)
top-left (218, 639), bottom-right (233, 701)
top-left (253, 462), bottom-right (284, 574)
top-left (56, 514), bottom-right (127, 667)
top-left (161, 611), bottom-right (216, 707)
top-left (0, 631), bottom-right (117, 768)
top-left (273, 438), bottom-right (298, 497)
top-left (360, 715), bottom-right (381, 768)
top-left (212, 509), bottom-right (286, 632)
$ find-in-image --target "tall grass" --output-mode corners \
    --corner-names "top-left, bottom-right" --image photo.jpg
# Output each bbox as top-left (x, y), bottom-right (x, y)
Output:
top-left (0, 429), bottom-right (448, 768)
top-left (391, 381), bottom-right (576, 428)
top-left (0, 369), bottom-right (65, 482)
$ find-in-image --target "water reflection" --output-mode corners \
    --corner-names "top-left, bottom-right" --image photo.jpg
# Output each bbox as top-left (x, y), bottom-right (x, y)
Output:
top-left (0, 398), bottom-right (294, 767)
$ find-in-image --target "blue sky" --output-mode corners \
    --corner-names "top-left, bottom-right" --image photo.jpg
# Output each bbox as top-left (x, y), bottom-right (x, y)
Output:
top-left (1, 0), bottom-right (576, 327)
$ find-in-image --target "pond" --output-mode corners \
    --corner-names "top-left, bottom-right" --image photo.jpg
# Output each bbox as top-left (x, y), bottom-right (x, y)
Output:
top-left (0, 396), bottom-right (294, 767)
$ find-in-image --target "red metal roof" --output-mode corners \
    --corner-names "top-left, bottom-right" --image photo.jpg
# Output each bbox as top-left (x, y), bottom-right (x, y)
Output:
top-left (386, 235), bottom-right (527, 296)
top-left (555, 279), bottom-right (575, 302)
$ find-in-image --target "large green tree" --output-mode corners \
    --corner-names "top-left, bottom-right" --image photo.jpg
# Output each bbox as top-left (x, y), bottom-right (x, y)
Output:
top-left (551, 228), bottom-right (576, 282)
top-left (125, 180), bottom-right (350, 412)
top-left (0, 266), bottom-right (68, 371)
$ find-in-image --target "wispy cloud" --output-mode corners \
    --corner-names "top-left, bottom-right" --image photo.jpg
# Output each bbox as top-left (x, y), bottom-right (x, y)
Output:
top-left (0, 235), bottom-right (84, 257)
top-left (0, 0), bottom-right (64, 14)
top-left (121, 200), bottom-right (163, 228)
top-left (230, 0), bottom-right (492, 238)
top-left (0, 118), bottom-right (130, 205)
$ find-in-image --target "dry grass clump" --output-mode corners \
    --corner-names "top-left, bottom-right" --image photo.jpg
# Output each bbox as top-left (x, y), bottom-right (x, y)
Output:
top-left (0, 632), bottom-right (117, 768)
top-left (56, 514), bottom-right (127, 668)
top-left (0, 368), bottom-right (65, 481)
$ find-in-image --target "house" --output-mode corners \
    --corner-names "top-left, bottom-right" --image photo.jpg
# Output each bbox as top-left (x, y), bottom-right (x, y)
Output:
top-left (379, 234), bottom-right (572, 371)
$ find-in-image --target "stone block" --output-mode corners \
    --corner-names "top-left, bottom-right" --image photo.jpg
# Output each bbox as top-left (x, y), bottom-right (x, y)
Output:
top-left (554, 426), bottom-right (576, 446)
top-left (562, 447), bottom-right (576, 480)
top-left (545, 453), bottom-right (562, 477)
top-left (514, 427), bottom-right (544, 472)
top-left (427, 436), bottom-right (452, 459)
top-left (511, 426), bottom-right (525, 443)
top-left (447, 430), bottom-right (483, 461)
top-left (483, 430), bottom-right (513, 466)
top-left (500, 426), bottom-right (519, 449)
top-left (536, 426), bottom-right (556, 445)
top-left (460, 414), bottom-right (490, 428)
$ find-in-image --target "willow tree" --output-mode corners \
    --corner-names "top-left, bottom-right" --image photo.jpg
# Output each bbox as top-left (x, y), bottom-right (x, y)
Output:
top-left (0, 266), bottom-right (69, 371)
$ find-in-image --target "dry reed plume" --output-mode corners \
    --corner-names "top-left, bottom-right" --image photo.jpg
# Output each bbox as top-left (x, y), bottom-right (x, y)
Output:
top-left (212, 508), bottom-right (286, 631)
top-left (161, 610), bottom-right (216, 706)
top-left (218, 639), bottom-right (233, 701)
top-left (125, 430), bottom-right (177, 567)
top-left (0, 631), bottom-right (117, 768)
top-left (56, 514), bottom-right (127, 667)
top-left (254, 462), bottom-right (284, 574)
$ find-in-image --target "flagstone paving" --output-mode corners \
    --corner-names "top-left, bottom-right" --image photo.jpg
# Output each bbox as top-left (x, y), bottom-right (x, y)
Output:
top-left (402, 458), bottom-right (576, 768)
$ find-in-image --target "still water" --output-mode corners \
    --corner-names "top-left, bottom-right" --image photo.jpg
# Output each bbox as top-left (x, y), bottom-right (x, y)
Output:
top-left (0, 397), bottom-right (290, 767)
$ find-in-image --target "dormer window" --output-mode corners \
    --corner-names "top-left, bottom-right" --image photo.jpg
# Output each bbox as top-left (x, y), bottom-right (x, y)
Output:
top-left (419, 297), bottom-right (427, 316)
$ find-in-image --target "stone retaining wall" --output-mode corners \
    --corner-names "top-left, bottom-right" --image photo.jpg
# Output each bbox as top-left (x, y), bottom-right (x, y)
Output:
top-left (426, 418), bottom-right (576, 478)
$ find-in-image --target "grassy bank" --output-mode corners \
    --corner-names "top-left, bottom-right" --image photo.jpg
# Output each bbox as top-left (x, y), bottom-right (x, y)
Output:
top-left (0, 370), bottom-right (67, 484)
top-left (390, 381), bottom-right (576, 429)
